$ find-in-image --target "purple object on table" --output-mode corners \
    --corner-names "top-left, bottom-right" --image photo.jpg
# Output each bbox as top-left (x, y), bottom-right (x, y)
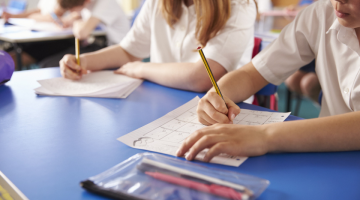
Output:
top-left (0, 50), bottom-right (15, 85)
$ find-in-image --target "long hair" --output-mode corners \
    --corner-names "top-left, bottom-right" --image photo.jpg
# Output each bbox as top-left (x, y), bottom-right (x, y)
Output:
top-left (160, 0), bottom-right (233, 47)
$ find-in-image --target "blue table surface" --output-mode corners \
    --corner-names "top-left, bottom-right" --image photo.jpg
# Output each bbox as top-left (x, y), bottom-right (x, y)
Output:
top-left (0, 68), bottom-right (359, 200)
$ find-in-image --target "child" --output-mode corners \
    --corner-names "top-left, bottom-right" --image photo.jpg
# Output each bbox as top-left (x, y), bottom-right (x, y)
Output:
top-left (177, 0), bottom-right (360, 162)
top-left (57, 0), bottom-right (130, 46)
top-left (38, 0), bottom-right (130, 68)
top-left (1, 0), bottom-right (75, 68)
top-left (59, 0), bottom-right (257, 92)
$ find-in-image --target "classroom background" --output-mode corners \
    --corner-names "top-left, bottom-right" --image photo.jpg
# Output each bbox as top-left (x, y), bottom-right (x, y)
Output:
top-left (0, 0), bottom-right (320, 119)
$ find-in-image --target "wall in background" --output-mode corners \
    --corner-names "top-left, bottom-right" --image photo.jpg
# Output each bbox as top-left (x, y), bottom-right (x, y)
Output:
top-left (3, 0), bottom-right (142, 12)
top-left (2, 0), bottom-right (38, 9)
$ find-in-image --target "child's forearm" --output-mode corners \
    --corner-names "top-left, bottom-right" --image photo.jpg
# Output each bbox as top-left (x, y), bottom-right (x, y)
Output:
top-left (216, 61), bottom-right (269, 103)
top-left (139, 59), bottom-right (227, 92)
top-left (7, 9), bottom-right (40, 18)
top-left (81, 45), bottom-right (141, 71)
top-left (266, 111), bottom-right (360, 153)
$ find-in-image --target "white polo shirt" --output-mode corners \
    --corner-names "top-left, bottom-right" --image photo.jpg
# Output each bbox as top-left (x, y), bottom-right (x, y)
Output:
top-left (81, 0), bottom-right (130, 45)
top-left (252, 0), bottom-right (360, 117)
top-left (120, 0), bottom-right (256, 72)
top-left (37, 0), bottom-right (57, 15)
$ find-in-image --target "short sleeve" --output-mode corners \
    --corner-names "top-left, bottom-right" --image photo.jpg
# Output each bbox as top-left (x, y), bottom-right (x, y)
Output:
top-left (252, 3), bottom-right (318, 85)
top-left (90, 0), bottom-right (120, 26)
top-left (37, 0), bottom-right (57, 15)
top-left (202, 0), bottom-right (256, 72)
top-left (119, 0), bottom-right (154, 59)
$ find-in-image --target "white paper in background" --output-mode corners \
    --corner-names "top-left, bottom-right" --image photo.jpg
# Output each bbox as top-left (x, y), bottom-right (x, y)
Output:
top-left (118, 96), bottom-right (291, 167)
top-left (37, 71), bottom-right (141, 95)
top-left (8, 18), bottom-right (71, 32)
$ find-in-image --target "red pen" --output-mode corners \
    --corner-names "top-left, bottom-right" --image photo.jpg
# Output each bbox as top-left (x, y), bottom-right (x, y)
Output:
top-left (145, 171), bottom-right (249, 200)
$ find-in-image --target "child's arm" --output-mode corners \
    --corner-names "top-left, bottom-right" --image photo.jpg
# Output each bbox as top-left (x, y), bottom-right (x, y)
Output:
top-left (59, 45), bottom-right (141, 80)
top-left (177, 109), bottom-right (360, 162)
top-left (114, 60), bottom-right (227, 92)
top-left (176, 62), bottom-right (360, 161)
top-left (72, 17), bottom-right (100, 40)
top-left (1, 9), bottom-right (40, 21)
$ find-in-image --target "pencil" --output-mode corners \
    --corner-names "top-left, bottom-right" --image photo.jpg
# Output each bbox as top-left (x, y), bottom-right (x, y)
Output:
top-left (197, 47), bottom-right (225, 102)
top-left (75, 38), bottom-right (81, 66)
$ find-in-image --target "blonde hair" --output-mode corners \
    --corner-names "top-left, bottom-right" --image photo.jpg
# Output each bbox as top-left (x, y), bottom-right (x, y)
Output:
top-left (160, 0), bottom-right (233, 47)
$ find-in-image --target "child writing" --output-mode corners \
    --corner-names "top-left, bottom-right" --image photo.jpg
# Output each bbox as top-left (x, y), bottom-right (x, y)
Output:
top-left (59, 0), bottom-right (257, 92)
top-left (177, 0), bottom-right (360, 161)
top-left (1, 0), bottom-right (76, 68)
top-left (38, 0), bottom-right (130, 68)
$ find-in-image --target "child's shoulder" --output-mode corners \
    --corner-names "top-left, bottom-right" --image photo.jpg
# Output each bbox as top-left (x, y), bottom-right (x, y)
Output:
top-left (297, 0), bottom-right (336, 30)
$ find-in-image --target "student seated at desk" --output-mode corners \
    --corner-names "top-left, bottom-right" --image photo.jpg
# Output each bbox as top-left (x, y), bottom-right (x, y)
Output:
top-left (39, 0), bottom-right (130, 68)
top-left (59, 0), bottom-right (257, 92)
top-left (176, 0), bottom-right (360, 161)
top-left (1, 0), bottom-right (78, 68)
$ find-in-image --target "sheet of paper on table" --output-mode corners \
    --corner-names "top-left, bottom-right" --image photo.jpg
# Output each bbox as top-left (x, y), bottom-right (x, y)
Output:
top-left (8, 18), bottom-right (72, 33)
top-left (118, 96), bottom-right (291, 167)
top-left (35, 71), bottom-right (143, 99)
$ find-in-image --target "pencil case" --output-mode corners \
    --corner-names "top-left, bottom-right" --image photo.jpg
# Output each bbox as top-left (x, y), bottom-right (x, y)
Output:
top-left (80, 153), bottom-right (269, 200)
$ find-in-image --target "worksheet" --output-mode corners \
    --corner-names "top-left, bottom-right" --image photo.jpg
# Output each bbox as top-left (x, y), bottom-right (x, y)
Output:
top-left (118, 97), bottom-right (291, 167)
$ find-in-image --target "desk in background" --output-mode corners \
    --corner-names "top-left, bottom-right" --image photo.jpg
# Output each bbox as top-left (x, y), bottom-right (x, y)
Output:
top-left (0, 68), bottom-right (359, 200)
top-left (0, 25), bottom-right (106, 69)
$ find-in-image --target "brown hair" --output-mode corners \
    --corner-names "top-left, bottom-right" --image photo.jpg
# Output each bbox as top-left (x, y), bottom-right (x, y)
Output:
top-left (160, 0), bottom-right (236, 47)
top-left (58, 0), bottom-right (86, 9)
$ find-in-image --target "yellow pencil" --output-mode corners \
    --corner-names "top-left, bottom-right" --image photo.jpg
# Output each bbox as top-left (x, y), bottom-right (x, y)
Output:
top-left (75, 38), bottom-right (81, 66)
top-left (197, 47), bottom-right (225, 102)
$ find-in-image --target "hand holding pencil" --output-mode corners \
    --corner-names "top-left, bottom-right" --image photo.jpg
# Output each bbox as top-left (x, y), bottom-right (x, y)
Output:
top-left (59, 38), bottom-right (87, 80)
top-left (196, 47), bottom-right (241, 125)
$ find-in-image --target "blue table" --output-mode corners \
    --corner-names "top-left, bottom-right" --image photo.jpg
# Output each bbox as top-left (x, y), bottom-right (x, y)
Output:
top-left (0, 68), bottom-right (359, 200)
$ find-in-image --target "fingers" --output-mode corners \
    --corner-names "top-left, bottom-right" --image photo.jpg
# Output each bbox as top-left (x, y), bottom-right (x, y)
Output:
top-left (197, 93), bottom-right (231, 125)
top-left (197, 111), bottom-right (217, 126)
top-left (203, 142), bottom-right (232, 162)
top-left (176, 127), bottom-right (210, 157)
top-left (114, 67), bottom-right (123, 74)
top-left (206, 92), bottom-right (228, 114)
top-left (198, 99), bottom-right (229, 124)
top-left (224, 97), bottom-right (241, 122)
top-left (60, 54), bottom-right (83, 80)
top-left (185, 134), bottom-right (227, 161)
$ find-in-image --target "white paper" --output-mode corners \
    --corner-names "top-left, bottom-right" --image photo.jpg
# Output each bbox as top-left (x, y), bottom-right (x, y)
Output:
top-left (35, 71), bottom-right (143, 99)
top-left (118, 97), bottom-right (291, 167)
top-left (8, 18), bottom-right (71, 32)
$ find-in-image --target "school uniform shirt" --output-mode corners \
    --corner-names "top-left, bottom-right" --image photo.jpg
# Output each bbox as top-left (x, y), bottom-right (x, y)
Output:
top-left (81, 0), bottom-right (130, 45)
top-left (37, 0), bottom-right (57, 15)
top-left (120, 0), bottom-right (256, 72)
top-left (252, 0), bottom-right (360, 117)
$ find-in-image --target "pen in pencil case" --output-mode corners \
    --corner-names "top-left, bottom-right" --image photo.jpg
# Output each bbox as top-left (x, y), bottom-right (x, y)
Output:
top-left (197, 47), bottom-right (226, 103)
top-left (137, 158), bottom-right (253, 197)
top-left (145, 171), bottom-right (248, 200)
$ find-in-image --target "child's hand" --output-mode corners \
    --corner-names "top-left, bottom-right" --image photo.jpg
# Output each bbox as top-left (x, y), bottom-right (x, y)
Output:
top-left (1, 11), bottom-right (13, 22)
top-left (60, 54), bottom-right (87, 80)
top-left (197, 92), bottom-right (241, 125)
top-left (73, 20), bottom-right (88, 40)
top-left (114, 61), bottom-right (144, 79)
top-left (176, 124), bottom-right (269, 162)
